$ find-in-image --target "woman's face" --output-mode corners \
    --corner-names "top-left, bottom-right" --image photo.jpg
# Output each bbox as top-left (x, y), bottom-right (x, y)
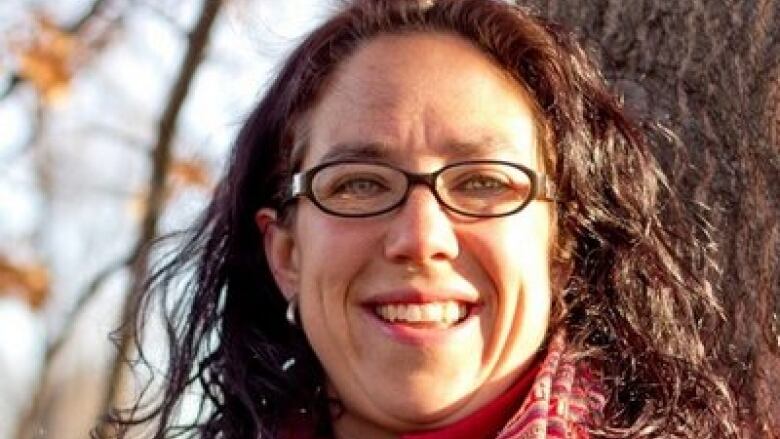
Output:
top-left (260, 33), bottom-right (554, 437)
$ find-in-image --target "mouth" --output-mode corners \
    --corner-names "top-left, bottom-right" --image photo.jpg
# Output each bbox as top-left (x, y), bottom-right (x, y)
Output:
top-left (360, 289), bottom-right (481, 344)
top-left (373, 301), bottom-right (471, 327)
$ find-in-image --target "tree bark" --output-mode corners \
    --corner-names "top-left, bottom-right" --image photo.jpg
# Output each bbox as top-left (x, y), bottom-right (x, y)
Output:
top-left (524, 1), bottom-right (780, 436)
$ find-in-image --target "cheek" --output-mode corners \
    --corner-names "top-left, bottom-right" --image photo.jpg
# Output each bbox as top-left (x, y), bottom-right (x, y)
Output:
top-left (451, 208), bottom-right (553, 380)
top-left (466, 209), bottom-right (552, 295)
top-left (466, 207), bottom-right (553, 338)
top-left (293, 211), bottom-right (373, 353)
top-left (295, 209), bottom-right (377, 282)
top-left (503, 207), bottom-right (554, 330)
top-left (293, 208), bottom-right (383, 329)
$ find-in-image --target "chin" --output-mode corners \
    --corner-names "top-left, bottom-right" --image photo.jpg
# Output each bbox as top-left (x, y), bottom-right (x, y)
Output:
top-left (373, 384), bottom-right (477, 427)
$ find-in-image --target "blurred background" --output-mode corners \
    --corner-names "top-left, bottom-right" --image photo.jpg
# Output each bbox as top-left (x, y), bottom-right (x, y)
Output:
top-left (0, 0), bottom-right (777, 438)
top-left (0, 0), bottom-right (334, 437)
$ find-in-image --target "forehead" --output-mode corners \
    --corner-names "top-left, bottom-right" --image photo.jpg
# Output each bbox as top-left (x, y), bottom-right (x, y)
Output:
top-left (302, 32), bottom-right (540, 168)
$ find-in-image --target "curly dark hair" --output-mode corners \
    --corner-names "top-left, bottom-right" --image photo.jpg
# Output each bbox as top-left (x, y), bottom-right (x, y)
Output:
top-left (106, 0), bottom-right (742, 438)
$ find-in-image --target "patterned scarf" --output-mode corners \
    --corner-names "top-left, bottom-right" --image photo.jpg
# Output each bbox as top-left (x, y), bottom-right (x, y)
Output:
top-left (495, 332), bottom-right (605, 439)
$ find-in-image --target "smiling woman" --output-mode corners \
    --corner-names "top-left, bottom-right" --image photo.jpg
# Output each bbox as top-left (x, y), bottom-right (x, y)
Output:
top-left (110, 1), bottom-right (742, 438)
top-left (257, 33), bottom-right (556, 435)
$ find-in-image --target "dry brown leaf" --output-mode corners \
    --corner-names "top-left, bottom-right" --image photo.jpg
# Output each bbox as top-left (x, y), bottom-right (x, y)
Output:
top-left (127, 160), bottom-right (212, 219)
top-left (0, 256), bottom-right (50, 309)
top-left (168, 159), bottom-right (212, 189)
top-left (13, 15), bottom-right (78, 104)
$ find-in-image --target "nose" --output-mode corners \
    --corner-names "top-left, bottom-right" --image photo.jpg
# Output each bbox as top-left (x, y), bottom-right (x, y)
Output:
top-left (383, 185), bottom-right (460, 265)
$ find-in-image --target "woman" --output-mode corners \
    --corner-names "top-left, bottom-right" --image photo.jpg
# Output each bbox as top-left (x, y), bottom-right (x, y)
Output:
top-left (111, 0), bottom-right (741, 438)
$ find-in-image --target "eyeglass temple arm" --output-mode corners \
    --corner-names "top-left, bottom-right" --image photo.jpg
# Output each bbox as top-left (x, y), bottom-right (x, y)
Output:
top-left (536, 174), bottom-right (556, 201)
top-left (289, 173), bottom-right (304, 198)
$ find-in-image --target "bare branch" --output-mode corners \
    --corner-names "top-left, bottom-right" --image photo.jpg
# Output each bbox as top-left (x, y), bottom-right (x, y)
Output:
top-left (0, 98), bottom-right (44, 174)
top-left (65, 0), bottom-right (113, 33)
top-left (14, 0), bottom-right (224, 436)
top-left (14, 258), bottom-right (129, 439)
top-left (45, 259), bottom-right (132, 364)
top-left (137, 0), bottom-right (189, 35)
top-left (95, 0), bottom-right (224, 437)
top-left (0, 75), bottom-right (22, 101)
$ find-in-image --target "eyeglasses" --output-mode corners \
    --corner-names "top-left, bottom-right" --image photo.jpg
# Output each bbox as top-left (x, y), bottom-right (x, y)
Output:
top-left (286, 160), bottom-right (556, 218)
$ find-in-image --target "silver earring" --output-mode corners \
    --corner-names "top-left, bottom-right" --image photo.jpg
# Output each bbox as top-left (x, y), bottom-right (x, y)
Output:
top-left (403, 263), bottom-right (423, 276)
top-left (286, 296), bottom-right (299, 325)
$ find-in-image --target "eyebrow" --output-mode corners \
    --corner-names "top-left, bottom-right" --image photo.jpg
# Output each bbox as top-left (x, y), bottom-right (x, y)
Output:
top-left (446, 138), bottom-right (518, 157)
top-left (316, 136), bottom-right (520, 165)
top-left (318, 142), bottom-right (393, 164)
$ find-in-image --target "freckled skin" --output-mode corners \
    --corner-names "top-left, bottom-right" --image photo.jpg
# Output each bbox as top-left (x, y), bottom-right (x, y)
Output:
top-left (259, 33), bottom-right (554, 439)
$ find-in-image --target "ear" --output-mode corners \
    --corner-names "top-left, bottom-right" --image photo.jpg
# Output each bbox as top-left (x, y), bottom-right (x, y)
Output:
top-left (256, 208), bottom-right (299, 300)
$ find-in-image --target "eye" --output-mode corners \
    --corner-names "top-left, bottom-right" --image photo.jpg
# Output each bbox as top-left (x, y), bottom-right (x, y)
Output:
top-left (451, 172), bottom-right (512, 196)
top-left (330, 174), bottom-right (391, 198)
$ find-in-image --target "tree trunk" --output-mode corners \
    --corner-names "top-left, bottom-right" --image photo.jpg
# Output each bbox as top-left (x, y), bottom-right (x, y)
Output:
top-left (525, 0), bottom-right (779, 436)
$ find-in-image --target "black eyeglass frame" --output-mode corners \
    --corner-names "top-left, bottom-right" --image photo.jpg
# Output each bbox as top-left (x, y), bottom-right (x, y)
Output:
top-left (285, 159), bottom-right (556, 218)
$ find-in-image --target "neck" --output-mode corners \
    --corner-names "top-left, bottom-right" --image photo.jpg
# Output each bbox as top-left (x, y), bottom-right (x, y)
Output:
top-left (332, 412), bottom-right (398, 439)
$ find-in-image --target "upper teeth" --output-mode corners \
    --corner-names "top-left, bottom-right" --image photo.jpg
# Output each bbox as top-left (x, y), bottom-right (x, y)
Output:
top-left (375, 301), bottom-right (468, 325)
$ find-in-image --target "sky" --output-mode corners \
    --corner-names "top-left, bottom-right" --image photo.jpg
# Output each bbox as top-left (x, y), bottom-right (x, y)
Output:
top-left (0, 1), bottom-right (336, 436)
